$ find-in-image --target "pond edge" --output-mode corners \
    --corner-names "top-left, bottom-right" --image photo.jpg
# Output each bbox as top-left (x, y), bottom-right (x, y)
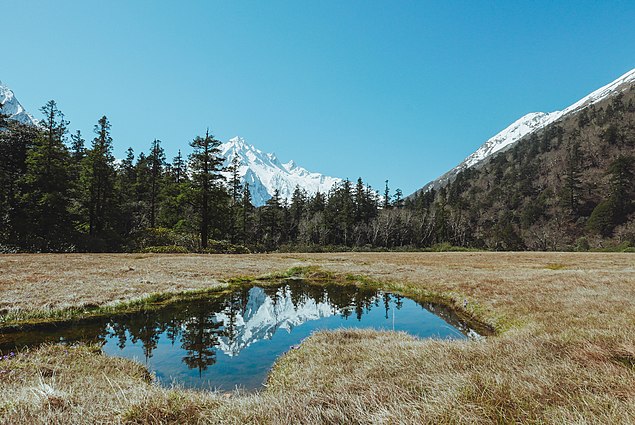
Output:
top-left (0, 265), bottom-right (497, 337)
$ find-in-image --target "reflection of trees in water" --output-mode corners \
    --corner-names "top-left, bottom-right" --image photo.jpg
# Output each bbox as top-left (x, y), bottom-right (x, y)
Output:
top-left (220, 292), bottom-right (243, 348)
top-left (92, 282), bottom-right (426, 367)
top-left (248, 281), bottom-right (385, 323)
top-left (127, 312), bottom-right (164, 361)
top-left (180, 303), bottom-right (222, 374)
top-left (102, 298), bottom-right (223, 365)
top-left (383, 293), bottom-right (391, 319)
top-left (3, 281), bottom-right (475, 362)
top-left (165, 316), bottom-right (181, 346)
top-left (418, 301), bottom-right (473, 335)
top-left (317, 284), bottom-right (382, 321)
top-left (109, 321), bottom-right (129, 350)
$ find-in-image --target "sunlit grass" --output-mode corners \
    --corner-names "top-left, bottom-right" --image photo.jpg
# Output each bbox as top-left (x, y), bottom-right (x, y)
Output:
top-left (1, 252), bottom-right (634, 423)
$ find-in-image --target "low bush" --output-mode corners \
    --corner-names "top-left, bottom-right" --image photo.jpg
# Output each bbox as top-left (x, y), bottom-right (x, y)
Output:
top-left (201, 240), bottom-right (250, 254)
top-left (141, 245), bottom-right (189, 254)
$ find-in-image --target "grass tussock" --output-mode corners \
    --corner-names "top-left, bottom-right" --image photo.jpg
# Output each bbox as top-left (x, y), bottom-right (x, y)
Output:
top-left (1, 252), bottom-right (635, 423)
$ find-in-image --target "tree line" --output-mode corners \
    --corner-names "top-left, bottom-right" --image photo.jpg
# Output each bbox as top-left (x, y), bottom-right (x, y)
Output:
top-left (1, 97), bottom-right (633, 253)
top-left (0, 100), bottom-right (416, 253)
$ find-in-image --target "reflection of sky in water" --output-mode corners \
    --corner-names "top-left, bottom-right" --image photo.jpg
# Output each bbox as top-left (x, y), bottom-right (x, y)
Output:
top-left (101, 286), bottom-right (469, 391)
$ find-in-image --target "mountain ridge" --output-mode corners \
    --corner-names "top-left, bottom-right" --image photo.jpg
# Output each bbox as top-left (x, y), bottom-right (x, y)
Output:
top-left (220, 136), bottom-right (341, 206)
top-left (0, 81), bottom-right (38, 126)
top-left (411, 68), bottom-right (635, 197)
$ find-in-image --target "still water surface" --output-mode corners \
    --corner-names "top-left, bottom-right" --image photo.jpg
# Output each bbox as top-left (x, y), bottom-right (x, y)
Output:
top-left (1, 281), bottom-right (477, 391)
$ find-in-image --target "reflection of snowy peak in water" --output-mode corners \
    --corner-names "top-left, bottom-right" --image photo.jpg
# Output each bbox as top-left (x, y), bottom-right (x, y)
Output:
top-left (214, 287), bottom-right (337, 356)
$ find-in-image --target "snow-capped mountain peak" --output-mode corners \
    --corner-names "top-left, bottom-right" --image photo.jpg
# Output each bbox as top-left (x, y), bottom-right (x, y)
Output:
top-left (414, 68), bottom-right (635, 194)
top-left (220, 137), bottom-right (341, 206)
top-left (283, 160), bottom-right (297, 171)
top-left (0, 81), bottom-right (38, 126)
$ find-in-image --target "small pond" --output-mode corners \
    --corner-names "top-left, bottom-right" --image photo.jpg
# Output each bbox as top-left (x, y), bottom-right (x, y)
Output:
top-left (0, 281), bottom-right (479, 391)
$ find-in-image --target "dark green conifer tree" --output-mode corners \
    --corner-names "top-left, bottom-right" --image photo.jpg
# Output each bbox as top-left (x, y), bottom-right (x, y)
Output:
top-left (563, 139), bottom-right (583, 216)
top-left (226, 154), bottom-right (243, 243)
top-left (354, 178), bottom-right (365, 220)
top-left (227, 154), bottom-right (243, 205)
top-left (261, 189), bottom-right (282, 250)
top-left (172, 150), bottom-right (186, 184)
top-left (189, 130), bottom-right (225, 249)
top-left (68, 130), bottom-right (87, 199)
top-left (289, 185), bottom-right (306, 242)
top-left (0, 119), bottom-right (38, 247)
top-left (115, 147), bottom-right (138, 242)
top-left (22, 100), bottom-right (73, 249)
top-left (147, 139), bottom-right (166, 228)
top-left (383, 179), bottom-right (391, 209)
top-left (607, 155), bottom-right (634, 223)
top-left (309, 191), bottom-right (326, 214)
top-left (69, 130), bottom-right (86, 163)
top-left (81, 116), bottom-right (116, 244)
top-left (240, 182), bottom-right (254, 243)
top-left (587, 155), bottom-right (634, 237)
top-left (157, 150), bottom-right (191, 231)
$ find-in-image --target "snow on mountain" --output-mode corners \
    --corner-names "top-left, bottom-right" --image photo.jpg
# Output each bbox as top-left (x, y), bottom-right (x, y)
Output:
top-left (214, 286), bottom-right (337, 356)
top-left (414, 68), bottom-right (635, 195)
top-left (220, 137), bottom-right (341, 206)
top-left (461, 112), bottom-right (553, 169)
top-left (0, 81), bottom-right (38, 126)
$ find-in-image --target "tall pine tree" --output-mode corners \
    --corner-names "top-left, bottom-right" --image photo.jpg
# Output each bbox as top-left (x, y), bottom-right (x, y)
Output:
top-left (22, 100), bottom-right (73, 249)
top-left (147, 139), bottom-right (166, 228)
top-left (189, 130), bottom-right (225, 249)
top-left (81, 116), bottom-right (116, 245)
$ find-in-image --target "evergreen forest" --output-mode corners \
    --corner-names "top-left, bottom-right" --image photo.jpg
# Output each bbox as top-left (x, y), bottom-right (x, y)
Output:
top-left (1, 91), bottom-right (634, 253)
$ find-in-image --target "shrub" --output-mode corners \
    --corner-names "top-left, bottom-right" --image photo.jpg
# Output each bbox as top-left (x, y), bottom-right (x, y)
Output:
top-left (141, 245), bottom-right (189, 254)
top-left (201, 240), bottom-right (250, 254)
top-left (575, 237), bottom-right (590, 252)
top-left (587, 200), bottom-right (616, 237)
top-left (135, 227), bottom-right (178, 248)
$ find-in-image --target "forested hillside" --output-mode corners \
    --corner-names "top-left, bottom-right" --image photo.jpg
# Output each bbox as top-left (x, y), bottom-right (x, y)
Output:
top-left (1, 88), bottom-right (633, 253)
top-left (407, 87), bottom-right (635, 251)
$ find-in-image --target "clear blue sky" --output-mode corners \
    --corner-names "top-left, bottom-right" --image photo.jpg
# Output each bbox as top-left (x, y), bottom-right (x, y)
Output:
top-left (3, 1), bottom-right (635, 195)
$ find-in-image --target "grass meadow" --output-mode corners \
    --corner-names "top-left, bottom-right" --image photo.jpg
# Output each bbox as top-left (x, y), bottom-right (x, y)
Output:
top-left (0, 252), bottom-right (634, 424)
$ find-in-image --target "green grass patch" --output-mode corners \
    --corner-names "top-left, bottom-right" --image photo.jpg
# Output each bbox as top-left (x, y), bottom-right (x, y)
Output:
top-left (590, 241), bottom-right (635, 252)
top-left (344, 274), bottom-right (380, 286)
top-left (545, 263), bottom-right (567, 270)
top-left (260, 265), bottom-right (335, 281)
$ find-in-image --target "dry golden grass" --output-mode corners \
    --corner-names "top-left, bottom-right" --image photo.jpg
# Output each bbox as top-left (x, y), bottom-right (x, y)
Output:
top-left (1, 252), bottom-right (634, 424)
